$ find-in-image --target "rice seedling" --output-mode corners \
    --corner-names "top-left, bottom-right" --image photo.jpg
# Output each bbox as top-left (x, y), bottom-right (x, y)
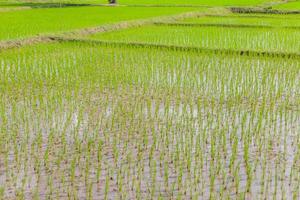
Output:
top-left (0, 40), bottom-right (298, 199)
top-left (0, 0), bottom-right (280, 7)
top-left (0, 6), bottom-right (199, 41)
top-left (86, 24), bottom-right (300, 54)
top-left (272, 1), bottom-right (300, 11)
top-left (182, 15), bottom-right (300, 27)
top-left (115, 0), bottom-right (277, 6)
top-left (0, 1), bottom-right (299, 198)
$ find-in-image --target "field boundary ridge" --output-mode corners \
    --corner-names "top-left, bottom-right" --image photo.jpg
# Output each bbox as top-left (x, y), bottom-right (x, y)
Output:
top-left (154, 22), bottom-right (300, 29)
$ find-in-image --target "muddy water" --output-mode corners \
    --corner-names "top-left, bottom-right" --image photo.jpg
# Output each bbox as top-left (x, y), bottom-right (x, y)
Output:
top-left (0, 92), bottom-right (299, 199)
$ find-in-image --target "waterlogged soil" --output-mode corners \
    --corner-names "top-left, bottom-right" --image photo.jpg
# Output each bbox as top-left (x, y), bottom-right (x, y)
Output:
top-left (0, 88), bottom-right (299, 199)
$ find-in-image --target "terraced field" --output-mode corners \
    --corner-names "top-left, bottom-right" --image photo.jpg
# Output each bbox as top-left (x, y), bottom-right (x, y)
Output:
top-left (0, 0), bottom-right (299, 199)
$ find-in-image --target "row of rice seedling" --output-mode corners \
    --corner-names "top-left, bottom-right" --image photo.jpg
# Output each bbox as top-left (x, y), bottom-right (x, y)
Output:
top-left (0, 6), bottom-right (199, 41)
top-left (181, 15), bottom-right (300, 27)
top-left (0, 41), bottom-right (299, 199)
top-left (86, 24), bottom-right (300, 54)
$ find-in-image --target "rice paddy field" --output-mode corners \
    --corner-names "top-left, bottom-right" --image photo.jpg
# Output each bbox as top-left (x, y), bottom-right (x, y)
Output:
top-left (0, 0), bottom-right (282, 6)
top-left (0, 6), bottom-right (201, 41)
top-left (0, 0), bottom-right (299, 200)
top-left (86, 25), bottom-right (300, 53)
top-left (107, 0), bottom-right (277, 6)
top-left (272, 1), bottom-right (300, 11)
top-left (183, 15), bottom-right (300, 27)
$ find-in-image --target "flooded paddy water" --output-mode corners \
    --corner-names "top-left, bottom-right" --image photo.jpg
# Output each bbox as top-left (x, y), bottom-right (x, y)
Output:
top-left (0, 42), bottom-right (299, 199)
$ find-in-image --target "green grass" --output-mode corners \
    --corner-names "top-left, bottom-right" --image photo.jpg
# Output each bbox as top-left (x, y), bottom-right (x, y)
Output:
top-left (183, 15), bottom-right (300, 27)
top-left (0, 41), bottom-right (299, 199)
top-left (0, 6), bottom-right (199, 41)
top-left (87, 25), bottom-right (300, 53)
top-left (272, 1), bottom-right (300, 11)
